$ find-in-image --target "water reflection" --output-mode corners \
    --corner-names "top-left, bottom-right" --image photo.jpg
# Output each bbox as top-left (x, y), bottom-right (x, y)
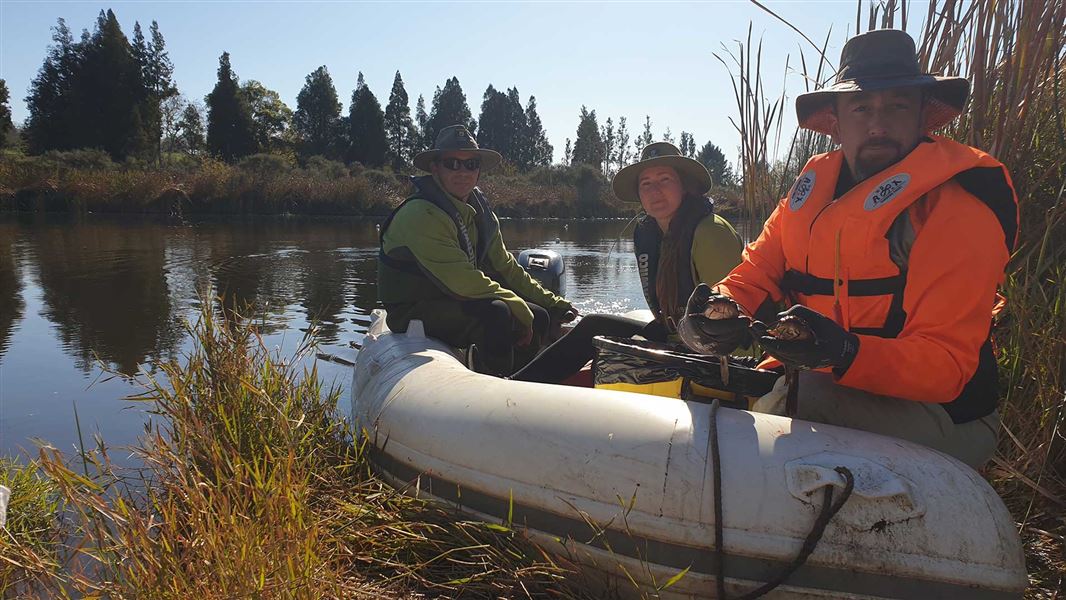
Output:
top-left (0, 223), bottom-right (24, 360)
top-left (0, 214), bottom-right (649, 457)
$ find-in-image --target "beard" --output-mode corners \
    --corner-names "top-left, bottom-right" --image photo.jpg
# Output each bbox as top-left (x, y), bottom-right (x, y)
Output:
top-left (853, 139), bottom-right (905, 181)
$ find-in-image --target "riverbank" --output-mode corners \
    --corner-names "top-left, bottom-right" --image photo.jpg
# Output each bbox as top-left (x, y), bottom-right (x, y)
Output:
top-left (0, 304), bottom-right (601, 598)
top-left (0, 150), bottom-right (745, 220)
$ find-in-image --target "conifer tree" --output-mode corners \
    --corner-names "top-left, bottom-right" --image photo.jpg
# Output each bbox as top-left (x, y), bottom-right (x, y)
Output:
top-left (698, 140), bottom-right (734, 186)
top-left (25, 19), bottom-right (77, 154)
top-left (74, 10), bottom-right (153, 160)
top-left (0, 80), bottom-right (12, 148)
top-left (206, 52), bottom-right (258, 161)
top-left (679, 132), bottom-right (696, 157)
top-left (293, 65), bottom-right (342, 160)
top-left (505, 87), bottom-right (527, 164)
top-left (600, 117), bottom-right (615, 176)
top-left (523, 96), bottom-right (552, 169)
top-left (614, 116), bottom-right (632, 168)
top-left (662, 127), bottom-right (675, 144)
top-left (426, 77), bottom-right (475, 144)
top-left (383, 71), bottom-right (417, 168)
top-left (476, 85), bottom-right (508, 154)
top-left (634, 115), bottom-right (654, 155)
top-left (347, 72), bottom-right (387, 167)
top-left (132, 21), bottom-right (177, 162)
top-left (414, 94), bottom-right (429, 152)
top-left (571, 106), bottom-right (604, 171)
top-left (563, 138), bottom-right (572, 166)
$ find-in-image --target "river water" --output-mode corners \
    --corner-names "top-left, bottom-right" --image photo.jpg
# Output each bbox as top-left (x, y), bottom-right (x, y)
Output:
top-left (0, 214), bottom-right (656, 460)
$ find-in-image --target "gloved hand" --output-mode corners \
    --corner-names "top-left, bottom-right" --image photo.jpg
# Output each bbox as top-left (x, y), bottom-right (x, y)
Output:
top-left (757, 305), bottom-right (859, 371)
top-left (559, 305), bottom-right (580, 324)
top-left (677, 283), bottom-right (751, 355)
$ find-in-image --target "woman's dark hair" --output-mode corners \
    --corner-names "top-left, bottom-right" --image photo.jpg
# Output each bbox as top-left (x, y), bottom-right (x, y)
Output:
top-left (654, 192), bottom-right (709, 328)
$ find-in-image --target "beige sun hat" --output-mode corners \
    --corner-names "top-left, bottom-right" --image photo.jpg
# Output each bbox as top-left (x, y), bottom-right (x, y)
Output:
top-left (796, 29), bottom-right (970, 136)
top-left (612, 142), bottom-right (713, 204)
top-left (413, 124), bottom-right (502, 172)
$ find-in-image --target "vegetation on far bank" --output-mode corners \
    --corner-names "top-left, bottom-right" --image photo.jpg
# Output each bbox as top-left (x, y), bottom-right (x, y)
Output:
top-left (0, 148), bottom-right (746, 219)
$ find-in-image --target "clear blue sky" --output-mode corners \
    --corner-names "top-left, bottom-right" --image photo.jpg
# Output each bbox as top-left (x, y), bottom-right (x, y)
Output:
top-left (0, 1), bottom-right (919, 164)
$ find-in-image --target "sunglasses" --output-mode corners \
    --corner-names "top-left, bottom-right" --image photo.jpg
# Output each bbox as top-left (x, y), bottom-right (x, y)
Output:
top-left (438, 157), bottom-right (482, 172)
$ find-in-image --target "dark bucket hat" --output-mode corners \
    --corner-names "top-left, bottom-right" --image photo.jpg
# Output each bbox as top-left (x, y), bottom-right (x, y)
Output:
top-left (612, 142), bottom-right (713, 204)
top-left (796, 29), bottom-right (970, 136)
top-left (413, 124), bottom-right (502, 172)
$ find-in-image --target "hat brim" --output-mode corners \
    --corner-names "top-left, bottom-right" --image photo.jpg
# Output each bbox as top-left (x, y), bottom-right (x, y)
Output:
top-left (796, 75), bottom-right (970, 136)
top-left (612, 155), bottom-right (713, 204)
top-left (413, 148), bottom-right (503, 172)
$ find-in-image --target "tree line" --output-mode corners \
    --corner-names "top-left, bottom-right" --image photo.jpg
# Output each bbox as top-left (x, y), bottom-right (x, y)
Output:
top-left (6, 10), bottom-right (734, 185)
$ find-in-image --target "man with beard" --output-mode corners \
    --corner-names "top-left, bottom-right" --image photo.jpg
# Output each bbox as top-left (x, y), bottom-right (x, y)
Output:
top-left (678, 29), bottom-right (1019, 468)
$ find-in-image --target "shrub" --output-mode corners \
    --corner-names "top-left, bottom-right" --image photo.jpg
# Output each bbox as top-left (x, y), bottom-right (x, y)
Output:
top-left (236, 153), bottom-right (293, 177)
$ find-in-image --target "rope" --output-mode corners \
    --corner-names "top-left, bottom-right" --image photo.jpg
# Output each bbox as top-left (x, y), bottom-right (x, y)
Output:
top-left (709, 398), bottom-right (856, 599)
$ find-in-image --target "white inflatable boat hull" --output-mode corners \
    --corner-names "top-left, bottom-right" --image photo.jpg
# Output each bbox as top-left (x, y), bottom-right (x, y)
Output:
top-left (352, 309), bottom-right (1025, 599)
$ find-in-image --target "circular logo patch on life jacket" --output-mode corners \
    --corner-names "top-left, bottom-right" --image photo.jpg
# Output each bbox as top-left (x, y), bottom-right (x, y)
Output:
top-left (864, 173), bottom-right (911, 211)
top-left (788, 171), bottom-right (816, 211)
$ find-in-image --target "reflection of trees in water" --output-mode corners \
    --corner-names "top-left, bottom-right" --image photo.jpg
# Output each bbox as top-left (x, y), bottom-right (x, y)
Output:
top-left (0, 223), bottom-right (25, 361)
top-left (25, 217), bottom-right (180, 376)
top-left (194, 218), bottom-right (380, 342)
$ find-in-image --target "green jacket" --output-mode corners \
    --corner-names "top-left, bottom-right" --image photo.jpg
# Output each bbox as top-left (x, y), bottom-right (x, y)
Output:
top-left (378, 176), bottom-right (570, 328)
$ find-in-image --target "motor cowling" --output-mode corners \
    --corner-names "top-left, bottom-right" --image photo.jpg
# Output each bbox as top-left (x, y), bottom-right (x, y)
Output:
top-left (517, 249), bottom-right (566, 297)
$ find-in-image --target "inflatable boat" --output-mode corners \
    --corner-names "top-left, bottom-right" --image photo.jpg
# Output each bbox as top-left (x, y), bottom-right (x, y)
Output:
top-left (351, 309), bottom-right (1026, 599)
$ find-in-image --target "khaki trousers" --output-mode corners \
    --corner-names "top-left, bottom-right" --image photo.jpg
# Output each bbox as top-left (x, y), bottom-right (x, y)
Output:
top-left (755, 371), bottom-right (999, 469)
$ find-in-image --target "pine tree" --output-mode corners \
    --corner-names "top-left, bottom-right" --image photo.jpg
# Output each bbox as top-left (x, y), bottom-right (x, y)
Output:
top-left (0, 80), bottom-right (12, 148)
top-left (241, 80), bottom-right (292, 153)
top-left (177, 102), bottom-right (205, 153)
top-left (476, 85), bottom-right (508, 153)
top-left (206, 52), bottom-right (258, 161)
top-left (426, 77), bottom-right (474, 145)
top-left (293, 65), bottom-right (342, 160)
top-left (600, 117), bottom-right (615, 176)
top-left (523, 95), bottom-right (553, 169)
top-left (563, 138), bottom-right (572, 166)
top-left (679, 132), bottom-right (696, 157)
top-left (414, 94), bottom-right (429, 152)
top-left (614, 116), bottom-right (632, 168)
top-left (347, 72), bottom-right (387, 167)
top-left (75, 10), bottom-right (154, 160)
top-left (505, 87), bottom-right (527, 165)
top-left (132, 21), bottom-right (177, 162)
top-left (383, 71), bottom-right (417, 168)
top-left (697, 140), bottom-right (734, 186)
top-left (571, 106), bottom-right (605, 171)
top-left (662, 127), bottom-right (675, 144)
top-left (24, 18), bottom-right (79, 154)
top-left (634, 115), bottom-right (654, 155)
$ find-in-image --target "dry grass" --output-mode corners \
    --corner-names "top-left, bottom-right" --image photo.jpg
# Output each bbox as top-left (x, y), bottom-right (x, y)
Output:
top-left (0, 301), bottom-right (598, 598)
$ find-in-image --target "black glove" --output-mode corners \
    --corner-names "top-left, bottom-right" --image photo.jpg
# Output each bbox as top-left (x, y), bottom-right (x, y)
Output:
top-left (757, 305), bottom-right (859, 371)
top-left (677, 283), bottom-right (751, 355)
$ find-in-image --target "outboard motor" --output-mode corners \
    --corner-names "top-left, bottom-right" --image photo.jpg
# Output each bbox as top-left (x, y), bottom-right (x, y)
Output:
top-left (517, 249), bottom-right (566, 296)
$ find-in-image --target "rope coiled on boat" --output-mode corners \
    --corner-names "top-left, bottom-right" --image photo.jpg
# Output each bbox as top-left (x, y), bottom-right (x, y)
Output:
top-left (709, 398), bottom-right (855, 599)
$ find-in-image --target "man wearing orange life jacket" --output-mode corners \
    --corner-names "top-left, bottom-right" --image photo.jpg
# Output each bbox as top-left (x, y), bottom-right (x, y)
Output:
top-left (678, 29), bottom-right (1018, 469)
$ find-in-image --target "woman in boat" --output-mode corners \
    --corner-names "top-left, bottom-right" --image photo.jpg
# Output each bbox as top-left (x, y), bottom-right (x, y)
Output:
top-left (619, 142), bottom-right (746, 340)
top-left (510, 142), bottom-right (745, 383)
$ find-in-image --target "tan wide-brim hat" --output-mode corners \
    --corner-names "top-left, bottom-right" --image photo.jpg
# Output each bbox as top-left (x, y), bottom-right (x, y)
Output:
top-left (797, 29), bottom-right (970, 136)
top-left (612, 142), bottom-right (713, 204)
top-left (413, 124), bottom-right (502, 172)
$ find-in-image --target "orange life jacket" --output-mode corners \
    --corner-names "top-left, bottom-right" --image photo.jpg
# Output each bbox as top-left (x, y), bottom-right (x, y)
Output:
top-left (763, 136), bottom-right (1018, 422)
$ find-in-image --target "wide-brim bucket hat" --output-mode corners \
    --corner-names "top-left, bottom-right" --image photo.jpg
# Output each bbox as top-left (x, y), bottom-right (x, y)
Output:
top-left (796, 29), bottom-right (970, 136)
top-left (612, 142), bottom-right (713, 204)
top-left (413, 124), bottom-right (502, 172)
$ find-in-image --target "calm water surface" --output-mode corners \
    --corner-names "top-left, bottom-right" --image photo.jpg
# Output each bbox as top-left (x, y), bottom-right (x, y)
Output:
top-left (0, 214), bottom-right (650, 460)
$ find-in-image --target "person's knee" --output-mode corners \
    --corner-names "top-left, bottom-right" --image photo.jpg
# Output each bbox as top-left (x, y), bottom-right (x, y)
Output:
top-left (529, 302), bottom-right (550, 337)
